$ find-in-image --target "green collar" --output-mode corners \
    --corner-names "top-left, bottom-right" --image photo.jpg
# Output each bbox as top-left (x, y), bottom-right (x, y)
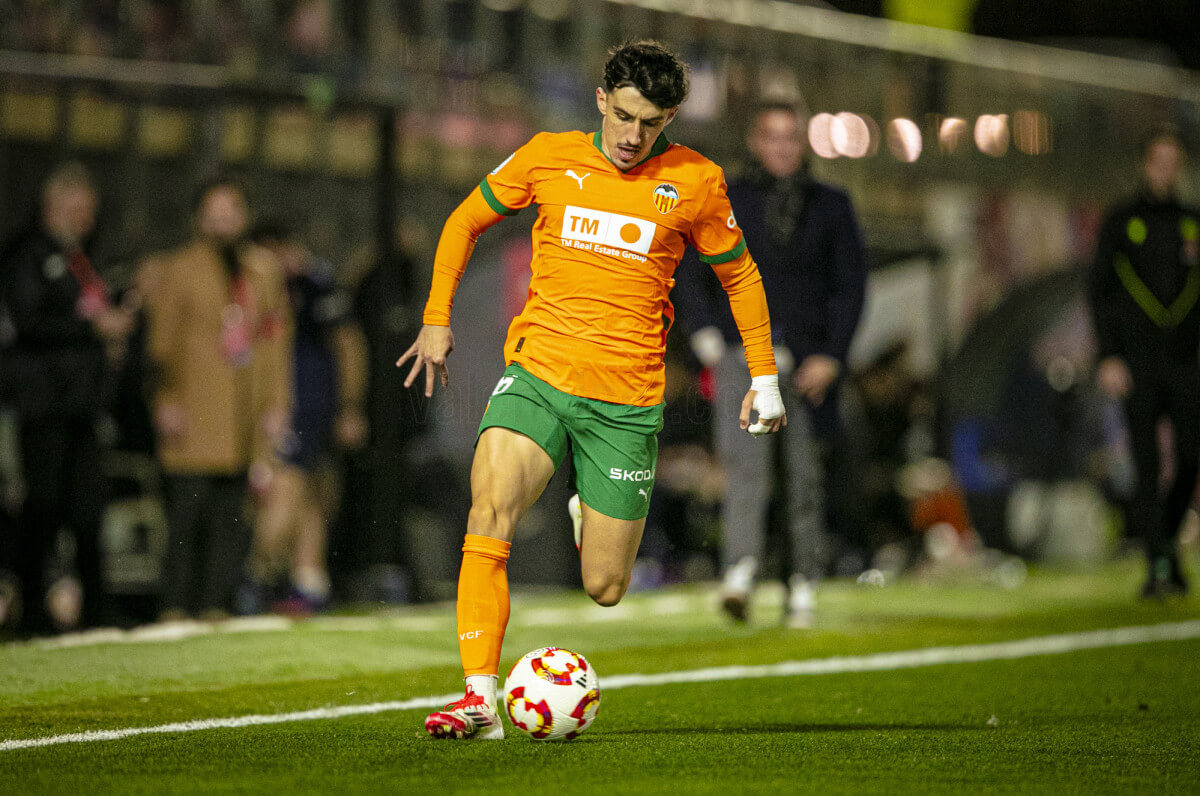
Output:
top-left (592, 130), bottom-right (671, 171)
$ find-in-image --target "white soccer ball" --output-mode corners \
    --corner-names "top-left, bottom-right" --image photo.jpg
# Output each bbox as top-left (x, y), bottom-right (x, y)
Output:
top-left (503, 647), bottom-right (600, 741)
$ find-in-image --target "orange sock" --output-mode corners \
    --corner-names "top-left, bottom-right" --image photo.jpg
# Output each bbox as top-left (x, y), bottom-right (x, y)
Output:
top-left (457, 533), bottom-right (512, 677)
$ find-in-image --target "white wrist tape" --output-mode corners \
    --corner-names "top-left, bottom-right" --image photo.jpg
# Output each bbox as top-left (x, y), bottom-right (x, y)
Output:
top-left (748, 374), bottom-right (784, 435)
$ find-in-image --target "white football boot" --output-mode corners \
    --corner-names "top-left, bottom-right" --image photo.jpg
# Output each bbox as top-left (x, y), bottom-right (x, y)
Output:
top-left (720, 555), bottom-right (758, 622)
top-left (424, 685), bottom-right (504, 740)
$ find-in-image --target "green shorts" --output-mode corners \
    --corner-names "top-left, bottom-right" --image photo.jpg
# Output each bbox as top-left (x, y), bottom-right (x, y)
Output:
top-left (477, 363), bottom-right (663, 520)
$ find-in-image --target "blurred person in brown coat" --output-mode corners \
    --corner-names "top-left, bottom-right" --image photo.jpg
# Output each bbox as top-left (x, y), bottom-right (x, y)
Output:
top-left (142, 177), bottom-right (292, 621)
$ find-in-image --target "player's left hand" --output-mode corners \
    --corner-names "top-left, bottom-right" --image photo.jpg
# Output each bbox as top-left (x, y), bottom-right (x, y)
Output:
top-left (397, 323), bottom-right (455, 397)
top-left (793, 355), bottom-right (839, 406)
top-left (740, 374), bottom-right (787, 436)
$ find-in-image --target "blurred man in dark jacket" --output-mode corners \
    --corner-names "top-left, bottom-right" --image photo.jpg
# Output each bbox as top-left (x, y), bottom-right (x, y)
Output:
top-left (0, 163), bottom-right (133, 635)
top-left (674, 101), bottom-right (866, 626)
top-left (1089, 127), bottom-right (1199, 598)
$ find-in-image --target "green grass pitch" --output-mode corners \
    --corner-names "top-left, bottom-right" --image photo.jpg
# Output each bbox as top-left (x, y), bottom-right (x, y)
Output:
top-left (2, 556), bottom-right (1198, 794)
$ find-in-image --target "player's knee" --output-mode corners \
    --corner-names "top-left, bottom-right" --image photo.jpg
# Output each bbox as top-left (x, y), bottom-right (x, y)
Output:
top-left (583, 572), bottom-right (627, 607)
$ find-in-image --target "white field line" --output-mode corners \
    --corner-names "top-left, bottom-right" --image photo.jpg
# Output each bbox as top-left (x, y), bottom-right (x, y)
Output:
top-left (3, 620), bottom-right (1199, 753)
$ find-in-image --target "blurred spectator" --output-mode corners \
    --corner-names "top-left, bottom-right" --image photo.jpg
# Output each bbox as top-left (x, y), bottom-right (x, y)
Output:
top-left (283, 0), bottom-right (356, 81)
top-left (0, 162), bottom-right (134, 635)
top-left (340, 243), bottom-right (431, 601)
top-left (143, 177), bottom-right (292, 620)
top-left (247, 220), bottom-right (368, 614)
top-left (1088, 127), bottom-right (1199, 598)
top-left (634, 339), bottom-right (725, 588)
top-left (674, 100), bottom-right (867, 627)
top-left (843, 341), bottom-right (937, 554)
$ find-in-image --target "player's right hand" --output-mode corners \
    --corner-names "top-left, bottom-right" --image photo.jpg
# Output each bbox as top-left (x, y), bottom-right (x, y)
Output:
top-left (397, 323), bottom-right (455, 397)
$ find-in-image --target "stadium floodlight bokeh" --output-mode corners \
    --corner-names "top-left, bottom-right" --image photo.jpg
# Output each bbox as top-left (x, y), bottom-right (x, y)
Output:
top-left (807, 112), bottom-right (839, 159)
top-left (974, 114), bottom-right (1010, 157)
top-left (1014, 109), bottom-right (1053, 155)
top-left (807, 112), bottom-right (875, 159)
top-left (887, 117), bottom-right (922, 162)
top-left (938, 117), bottom-right (970, 154)
top-left (810, 111), bottom-right (1045, 161)
top-left (834, 112), bottom-right (873, 158)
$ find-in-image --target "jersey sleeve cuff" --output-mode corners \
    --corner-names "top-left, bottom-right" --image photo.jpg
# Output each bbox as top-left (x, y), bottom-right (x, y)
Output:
top-left (479, 178), bottom-right (521, 217)
top-left (422, 308), bottom-right (451, 325)
top-left (699, 237), bottom-right (747, 265)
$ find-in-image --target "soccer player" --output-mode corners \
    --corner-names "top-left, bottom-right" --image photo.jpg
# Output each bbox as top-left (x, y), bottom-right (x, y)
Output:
top-left (398, 41), bottom-right (785, 741)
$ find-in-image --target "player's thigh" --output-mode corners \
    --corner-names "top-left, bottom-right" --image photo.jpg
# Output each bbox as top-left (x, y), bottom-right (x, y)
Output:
top-left (567, 401), bottom-right (660, 599)
top-left (471, 365), bottom-right (572, 536)
top-left (469, 427), bottom-right (558, 540)
top-left (567, 399), bottom-right (661, 524)
top-left (578, 500), bottom-right (646, 601)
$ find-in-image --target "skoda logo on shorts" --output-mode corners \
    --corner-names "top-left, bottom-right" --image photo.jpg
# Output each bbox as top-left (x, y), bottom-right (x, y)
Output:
top-left (609, 467), bottom-right (655, 482)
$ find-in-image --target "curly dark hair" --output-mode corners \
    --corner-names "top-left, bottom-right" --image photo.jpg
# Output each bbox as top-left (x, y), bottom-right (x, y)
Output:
top-left (603, 40), bottom-right (689, 110)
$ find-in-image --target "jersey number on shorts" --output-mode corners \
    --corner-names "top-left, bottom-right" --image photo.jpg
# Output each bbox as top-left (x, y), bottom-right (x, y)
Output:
top-left (492, 376), bottom-right (516, 396)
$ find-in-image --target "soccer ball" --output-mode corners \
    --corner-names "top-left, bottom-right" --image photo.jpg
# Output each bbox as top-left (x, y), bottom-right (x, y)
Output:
top-left (503, 647), bottom-right (600, 740)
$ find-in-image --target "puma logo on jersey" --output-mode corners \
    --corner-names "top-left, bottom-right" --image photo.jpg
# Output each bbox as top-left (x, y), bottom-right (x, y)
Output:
top-left (565, 170), bottom-right (590, 189)
top-left (562, 206), bottom-right (656, 257)
top-left (638, 488), bottom-right (649, 500)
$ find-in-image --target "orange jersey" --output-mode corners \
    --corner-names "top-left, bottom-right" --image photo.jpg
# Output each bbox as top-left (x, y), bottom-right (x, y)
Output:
top-left (423, 130), bottom-right (774, 406)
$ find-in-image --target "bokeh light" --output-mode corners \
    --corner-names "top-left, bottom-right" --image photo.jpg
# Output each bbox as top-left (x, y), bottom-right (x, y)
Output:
top-left (887, 117), bottom-right (922, 162)
top-left (808, 112), bottom-right (839, 159)
top-left (834, 112), bottom-right (871, 158)
top-left (974, 114), bottom-right (1010, 157)
top-left (1014, 110), bottom-right (1052, 154)
top-left (938, 117), bottom-right (968, 154)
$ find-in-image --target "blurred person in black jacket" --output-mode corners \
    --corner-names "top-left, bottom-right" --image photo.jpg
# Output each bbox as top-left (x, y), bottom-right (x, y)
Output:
top-left (674, 101), bottom-right (866, 626)
top-left (0, 163), bottom-right (133, 635)
top-left (1089, 127), bottom-right (1199, 598)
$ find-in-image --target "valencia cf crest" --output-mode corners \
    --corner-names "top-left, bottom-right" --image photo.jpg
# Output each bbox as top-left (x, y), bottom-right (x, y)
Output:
top-left (652, 183), bottom-right (679, 214)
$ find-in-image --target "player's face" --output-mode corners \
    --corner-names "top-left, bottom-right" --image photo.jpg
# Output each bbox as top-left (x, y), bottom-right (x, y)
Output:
top-left (596, 86), bottom-right (678, 170)
top-left (197, 186), bottom-right (249, 243)
top-left (1143, 138), bottom-right (1184, 199)
top-left (749, 109), bottom-right (804, 179)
